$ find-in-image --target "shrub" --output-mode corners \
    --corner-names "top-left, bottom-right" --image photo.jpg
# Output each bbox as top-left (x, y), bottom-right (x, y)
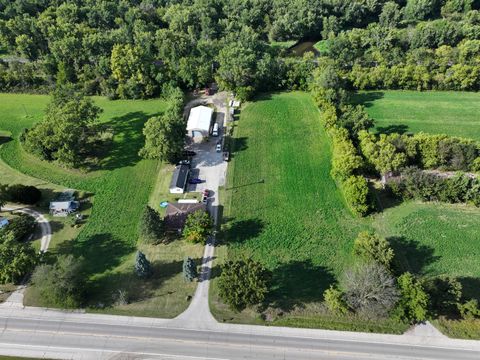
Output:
top-left (218, 258), bottom-right (271, 312)
top-left (458, 299), bottom-right (480, 320)
top-left (134, 251), bottom-right (152, 278)
top-left (342, 262), bottom-right (399, 318)
top-left (353, 231), bottom-right (394, 268)
top-left (183, 210), bottom-right (213, 244)
top-left (330, 128), bottom-right (363, 181)
top-left (324, 285), bottom-right (349, 315)
top-left (6, 184), bottom-right (42, 204)
top-left (183, 257), bottom-right (198, 282)
top-left (343, 175), bottom-right (370, 216)
top-left (31, 255), bottom-right (84, 308)
top-left (139, 206), bottom-right (165, 244)
top-left (466, 179), bottom-right (480, 206)
top-left (394, 272), bottom-right (430, 324)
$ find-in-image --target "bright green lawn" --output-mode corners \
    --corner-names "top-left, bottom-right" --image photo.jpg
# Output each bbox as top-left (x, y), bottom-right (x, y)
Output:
top-left (211, 92), bottom-right (376, 328)
top-left (0, 93), bottom-right (201, 317)
top-left (351, 91), bottom-right (480, 141)
top-left (210, 91), bottom-right (480, 335)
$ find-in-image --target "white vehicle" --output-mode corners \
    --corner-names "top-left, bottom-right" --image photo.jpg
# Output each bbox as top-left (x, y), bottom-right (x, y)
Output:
top-left (212, 122), bottom-right (219, 137)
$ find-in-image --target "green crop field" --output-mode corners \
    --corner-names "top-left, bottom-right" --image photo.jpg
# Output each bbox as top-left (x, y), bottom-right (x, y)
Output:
top-left (210, 91), bottom-right (480, 334)
top-left (0, 93), bottom-right (202, 317)
top-left (351, 91), bottom-right (480, 141)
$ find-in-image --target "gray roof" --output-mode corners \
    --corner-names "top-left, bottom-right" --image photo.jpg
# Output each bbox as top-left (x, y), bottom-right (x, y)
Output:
top-left (170, 165), bottom-right (189, 189)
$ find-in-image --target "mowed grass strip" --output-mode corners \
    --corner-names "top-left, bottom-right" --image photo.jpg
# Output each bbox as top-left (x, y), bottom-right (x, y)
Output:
top-left (373, 202), bottom-right (480, 279)
top-left (351, 91), bottom-right (480, 141)
top-left (222, 92), bottom-right (369, 307)
top-left (0, 93), bottom-right (201, 316)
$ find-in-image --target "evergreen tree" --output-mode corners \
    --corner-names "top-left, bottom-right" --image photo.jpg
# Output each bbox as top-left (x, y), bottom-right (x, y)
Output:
top-left (134, 251), bottom-right (152, 278)
top-left (139, 206), bottom-right (164, 244)
top-left (183, 257), bottom-right (198, 282)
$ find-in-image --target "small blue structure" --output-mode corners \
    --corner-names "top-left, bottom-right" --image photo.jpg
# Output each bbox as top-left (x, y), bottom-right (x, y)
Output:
top-left (160, 201), bottom-right (169, 208)
top-left (0, 217), bottom-right (9, 229)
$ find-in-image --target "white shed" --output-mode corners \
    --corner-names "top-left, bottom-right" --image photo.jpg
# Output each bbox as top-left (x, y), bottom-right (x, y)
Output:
top-left (187, 105), bottom-right (213, 142)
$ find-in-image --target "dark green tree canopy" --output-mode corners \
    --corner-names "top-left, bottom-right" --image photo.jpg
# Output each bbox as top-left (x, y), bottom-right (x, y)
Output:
top-left (218, 258), bottom-right (271, 312)
top-left (23, 85), bottom-right (102, 168)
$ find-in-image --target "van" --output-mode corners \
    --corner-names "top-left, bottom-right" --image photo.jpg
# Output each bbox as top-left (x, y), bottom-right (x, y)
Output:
top-left (212, 122), bottom-right (219, 137)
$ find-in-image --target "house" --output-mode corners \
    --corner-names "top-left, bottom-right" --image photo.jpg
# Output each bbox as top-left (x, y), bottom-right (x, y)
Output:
top-left (0, 217), bottom-right (9, 229)
top-left (164, 202), bottom-right (206, 232)
top-left (169, 165), bottom-right (190, 194)
top-left (49, 201), bottom-right (79, 217)
top-left (186, 105), bottom-right (214, 142)
top-left (50, 189), bottom-right (79, 216)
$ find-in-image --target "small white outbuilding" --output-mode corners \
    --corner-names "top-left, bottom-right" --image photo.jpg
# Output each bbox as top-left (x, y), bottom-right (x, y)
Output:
top-left (186, 105), bottom-right (213, 142)
top-left (0, 217), bottom-right (9, 229)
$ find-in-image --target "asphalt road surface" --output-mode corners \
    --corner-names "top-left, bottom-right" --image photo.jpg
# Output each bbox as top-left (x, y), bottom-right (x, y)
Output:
top-left (0, 313), bottom-right (479, 360)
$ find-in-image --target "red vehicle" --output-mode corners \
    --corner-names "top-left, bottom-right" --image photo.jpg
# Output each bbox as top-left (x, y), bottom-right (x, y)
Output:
top-left (204, 87), bottom-right (211, 96)
top-left (202, 189), bottom-right (209, 204)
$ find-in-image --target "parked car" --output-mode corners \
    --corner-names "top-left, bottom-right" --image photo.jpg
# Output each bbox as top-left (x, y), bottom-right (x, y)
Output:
top-left (183, 150), bottom-right (197, 157)
top-left (202, 189), bottom-right (209, 204)
top-left (215, 142), bottom-right (222, 153)
top-left (189, 178), bottom-right (203, 184)
top-left (223, 151), bottom-right (230, 162)
top-left (212, 122), bottom-right (219, 137)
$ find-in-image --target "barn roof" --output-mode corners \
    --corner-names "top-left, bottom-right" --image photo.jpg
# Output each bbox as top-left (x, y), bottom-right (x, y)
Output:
top-left (187, 106), bottom-right (213, 132)
top-left (170, 165), bottom-right (189, 190)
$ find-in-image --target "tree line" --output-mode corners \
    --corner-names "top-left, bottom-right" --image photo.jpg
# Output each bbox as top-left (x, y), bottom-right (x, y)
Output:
top-left (3, 1), bottom-right (480, 98)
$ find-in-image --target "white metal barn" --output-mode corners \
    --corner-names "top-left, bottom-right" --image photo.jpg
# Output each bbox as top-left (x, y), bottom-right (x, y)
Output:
top-left (186, 105), bottom-right (213, 142)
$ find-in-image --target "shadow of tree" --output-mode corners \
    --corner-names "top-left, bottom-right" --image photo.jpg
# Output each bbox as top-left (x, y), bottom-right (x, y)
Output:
top-left (86, 257), bottom-right (203, 307)
top-left (95, 111), bottom-right (160, 170)
top-left (389, 236), bottom-right (440, 276)
top-left (376, 124), bottom-right (409, 135)
top-left (0, 135), bottom-right (12, 146)
top-left (56, 233), bottom-right (134, 277)
top-left (458, 277), bottom-right (480, 302)
top-left (268, 260), bottom-right (335, 312)
top-left (350, 91), bottom-right (385, 108)
top-left (224, 218), bottom-right (264, 244)
top-left (232, 137), bottom-right (248, 153)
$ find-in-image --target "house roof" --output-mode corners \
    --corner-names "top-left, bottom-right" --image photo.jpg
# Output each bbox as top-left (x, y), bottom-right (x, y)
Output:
top-left (49, 201), bottom-right (74, 211)
top-left (164, 203), bottom-right (206, 230)
top-left (170, 165), bottom-right (189, 190)
top-left (187, 106), bottom-right (213, 132)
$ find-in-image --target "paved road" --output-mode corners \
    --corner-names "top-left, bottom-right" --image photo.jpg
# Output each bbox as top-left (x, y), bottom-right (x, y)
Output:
top-left (0, 309), bottom-right (479, 360)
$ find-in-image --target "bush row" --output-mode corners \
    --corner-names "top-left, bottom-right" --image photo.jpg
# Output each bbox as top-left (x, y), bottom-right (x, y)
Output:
top-left (318, 92), bottom-right (371, 217)
top-left (360, 131), bottom-right (480, 175)
top-left (387, 167), bottom-right (480, 207)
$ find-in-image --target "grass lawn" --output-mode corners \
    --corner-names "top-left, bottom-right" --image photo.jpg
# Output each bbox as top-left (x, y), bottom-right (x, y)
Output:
top-left (0, 93), bottom-right (201, 317)
top-left (373, 202), bottom-right (480, 301)
top-left (210, 92), bottom-right (387, 330)
top-left (351, 91), bottom-right (480, 141)
top-left (210, 91), bottom-right (480, 336)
